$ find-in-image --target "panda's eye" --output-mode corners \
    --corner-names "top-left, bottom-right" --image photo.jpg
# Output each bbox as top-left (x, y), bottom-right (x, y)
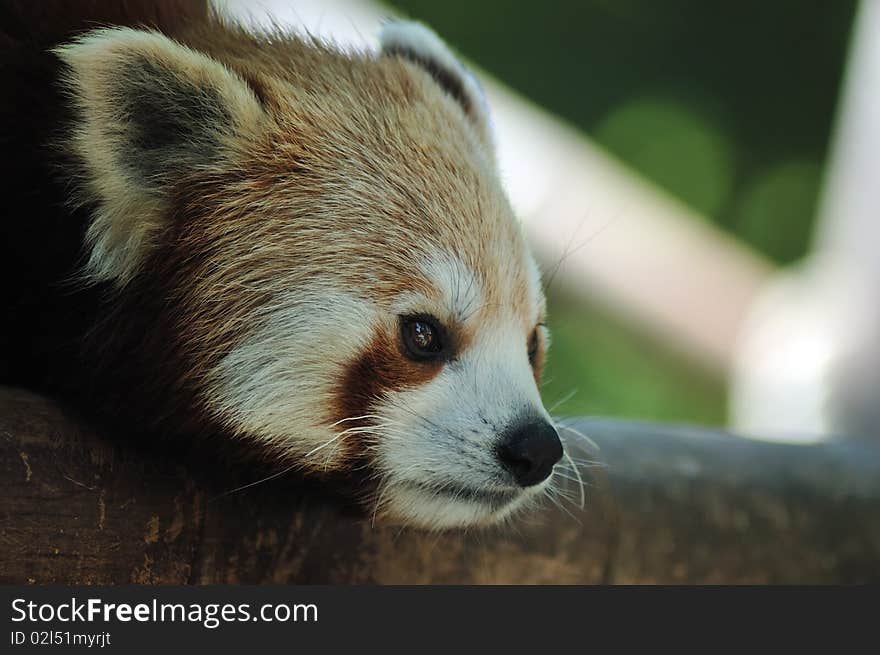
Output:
top-left (528, 328), bottom-right (539, 364)
top-left (401, 315), bottom-right (445, 361)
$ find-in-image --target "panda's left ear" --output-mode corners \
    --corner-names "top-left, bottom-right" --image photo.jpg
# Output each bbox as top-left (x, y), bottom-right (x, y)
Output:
top-left (380, 21), bottom-right (493, 153)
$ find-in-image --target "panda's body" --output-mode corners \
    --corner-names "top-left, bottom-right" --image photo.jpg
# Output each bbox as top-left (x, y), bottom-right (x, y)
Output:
top-left (0, 0), bottom-right (564, 529)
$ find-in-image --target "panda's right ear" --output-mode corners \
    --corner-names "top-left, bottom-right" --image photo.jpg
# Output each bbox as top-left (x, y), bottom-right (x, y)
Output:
top-left (54, 27), bottom-right (266, 286)
top-left (380, 21), bottom-right (494, 155)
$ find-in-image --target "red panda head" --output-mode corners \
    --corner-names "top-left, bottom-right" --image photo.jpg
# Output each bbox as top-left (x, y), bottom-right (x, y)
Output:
top-left (55, 19), bottom-right (562, 529)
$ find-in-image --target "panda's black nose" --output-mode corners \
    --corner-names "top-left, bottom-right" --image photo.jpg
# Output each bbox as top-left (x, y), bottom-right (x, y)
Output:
top-left (496, 418), bottom-right (563, 487)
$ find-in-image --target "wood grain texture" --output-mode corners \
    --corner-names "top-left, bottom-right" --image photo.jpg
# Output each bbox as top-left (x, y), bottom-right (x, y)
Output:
top-left (1, 386), bottom-right (878, 584)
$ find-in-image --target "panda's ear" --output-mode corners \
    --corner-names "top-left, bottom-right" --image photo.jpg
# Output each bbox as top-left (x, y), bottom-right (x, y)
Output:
top-left (54, 27), bottom-right (266, 286)
top-left (379, 21), bottom-right (493, 153)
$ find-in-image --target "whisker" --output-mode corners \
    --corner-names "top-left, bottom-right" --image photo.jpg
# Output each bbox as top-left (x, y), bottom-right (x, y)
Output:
top-left (566, 457), bottom-right (607, 469)
top-left (371, 477), bottom-right (391, 528)
top-left (215, 417), bottom-right (410, 497)
top-left (555, 422), bottom-right (600, 451)
top-left (329, 414), bottom-right (386, 427)
top-left (212, 460), bottom-right (301, 499)
top-left (543, 485), bottom-right (582, 524)
top-left (545, 481), bottom-right (579, 505)
top-left (560, 449), bottom-right (584, 509)
top-left (547, 388), bottom-right (579, 414)
top-left (543, 213), bottom-right (619, 292)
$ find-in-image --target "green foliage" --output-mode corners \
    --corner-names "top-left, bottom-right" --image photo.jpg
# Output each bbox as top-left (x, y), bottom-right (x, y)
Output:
top-left (593, 97), bottom-right (734, 219)
top-left (734, 160), bottom-right (824, 263)
top-left (541, 291), bottom-right (725, 423)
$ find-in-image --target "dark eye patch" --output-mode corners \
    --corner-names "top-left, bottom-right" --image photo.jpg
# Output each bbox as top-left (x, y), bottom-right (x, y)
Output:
top-left (528, 328), bottom-right (539, 364)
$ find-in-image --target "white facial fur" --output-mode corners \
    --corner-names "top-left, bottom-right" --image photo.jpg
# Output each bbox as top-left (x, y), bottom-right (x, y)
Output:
top-left (374, 255), bottom-right (552, 529)
top-left (207, 251), bottom-right (552, 529)
top-left (373, 324), bottom-right (551, 528)
top-left (209, 286), bottom-right (380, 460)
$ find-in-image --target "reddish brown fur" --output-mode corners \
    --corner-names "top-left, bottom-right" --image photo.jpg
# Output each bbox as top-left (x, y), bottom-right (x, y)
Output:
top-left (335, 327), bottom-right (444, 447)
top-left (149, 50), bottom-right (535, 442)
top-left (2, 1), bottom-right (545, 494)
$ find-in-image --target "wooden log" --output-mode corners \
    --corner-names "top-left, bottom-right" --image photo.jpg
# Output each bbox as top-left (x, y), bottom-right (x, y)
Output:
top-left (1, 386), bottom-right (878, 584)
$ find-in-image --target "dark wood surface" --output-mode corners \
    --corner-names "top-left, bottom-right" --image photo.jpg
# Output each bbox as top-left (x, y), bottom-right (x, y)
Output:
top-left (2, 386), bottom-right (878, 584)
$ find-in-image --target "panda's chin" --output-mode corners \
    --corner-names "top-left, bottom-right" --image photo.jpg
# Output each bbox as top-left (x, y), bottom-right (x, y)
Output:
top-left (381, 480), bottom-right (534, 529)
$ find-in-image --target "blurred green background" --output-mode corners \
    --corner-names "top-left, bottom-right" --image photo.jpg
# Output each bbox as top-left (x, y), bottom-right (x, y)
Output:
top-left (387, 0), bottom-right (858, 424)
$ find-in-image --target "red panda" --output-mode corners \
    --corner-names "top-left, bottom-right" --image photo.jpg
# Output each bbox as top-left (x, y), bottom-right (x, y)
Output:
top-left (0, 1), bottom-right (563, 529)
